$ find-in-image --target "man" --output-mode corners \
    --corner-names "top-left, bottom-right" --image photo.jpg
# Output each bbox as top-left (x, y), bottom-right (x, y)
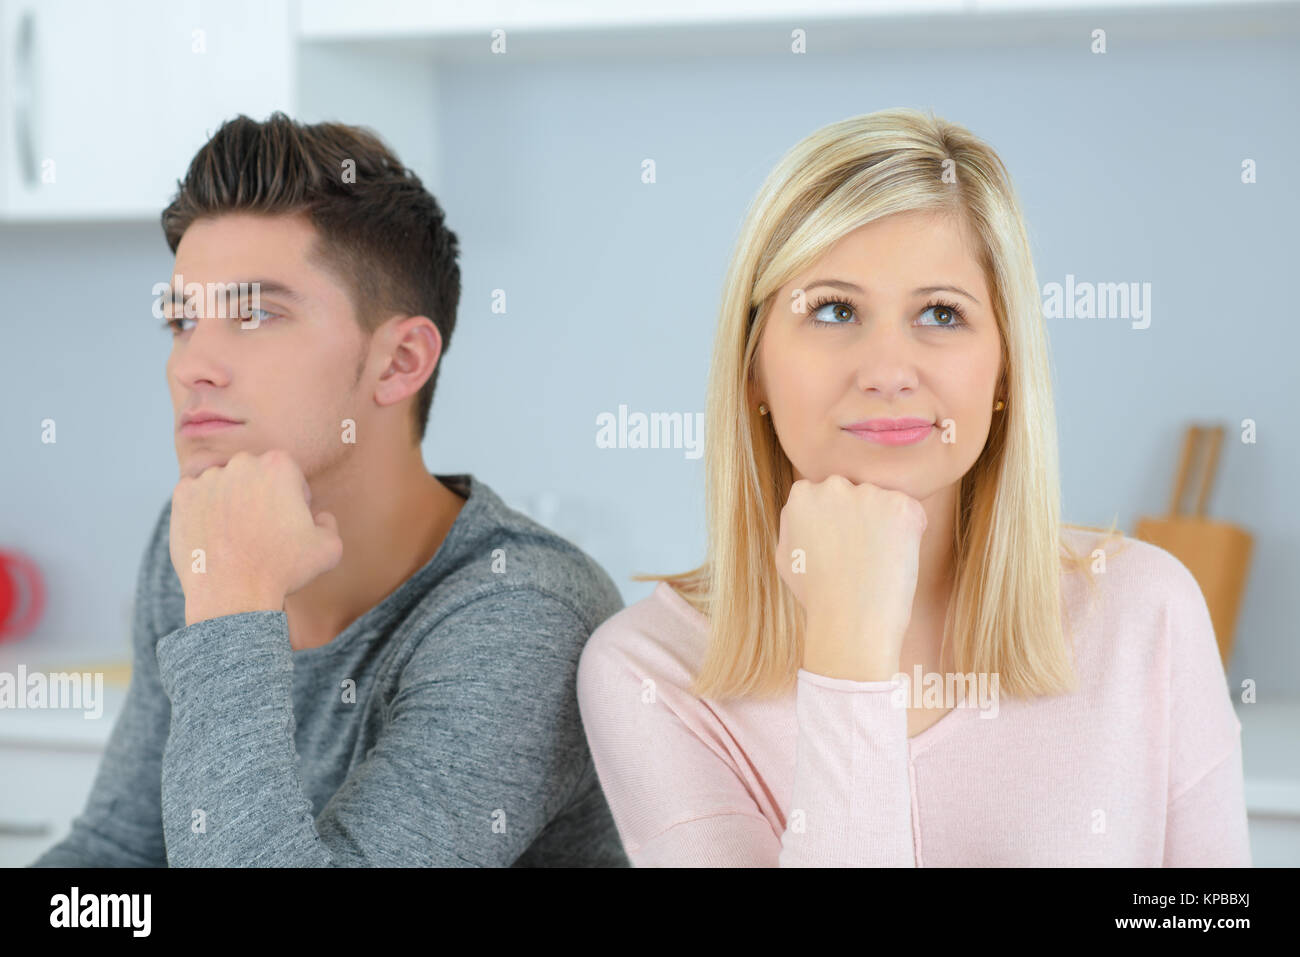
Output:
top-left (31, 112), bottom-right (628, 867)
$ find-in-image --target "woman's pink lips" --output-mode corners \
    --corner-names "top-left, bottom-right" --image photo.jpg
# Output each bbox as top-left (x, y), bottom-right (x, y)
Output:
top-left (179, 419), bottom-right (242, 436)
top-left (843, 423), bottom-right (934, 446)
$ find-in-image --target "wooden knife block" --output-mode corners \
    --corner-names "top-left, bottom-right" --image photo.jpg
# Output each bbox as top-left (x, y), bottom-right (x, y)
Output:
top-left (1134, 424), bottom-right (1252, 667)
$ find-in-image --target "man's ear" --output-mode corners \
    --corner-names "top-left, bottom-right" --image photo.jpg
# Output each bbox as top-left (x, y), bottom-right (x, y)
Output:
top-left (373, 316), bottom-right (441, 408)
top-left (400, 315), bottom-right (443, 375)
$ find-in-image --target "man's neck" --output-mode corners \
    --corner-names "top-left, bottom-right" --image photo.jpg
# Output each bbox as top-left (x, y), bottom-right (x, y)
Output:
top-left (282, 451), bottom-right (466, 651)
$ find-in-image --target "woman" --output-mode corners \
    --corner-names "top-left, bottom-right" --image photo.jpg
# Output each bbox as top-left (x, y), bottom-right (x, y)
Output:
top-left (576, 108), bottom-right (1250, 867)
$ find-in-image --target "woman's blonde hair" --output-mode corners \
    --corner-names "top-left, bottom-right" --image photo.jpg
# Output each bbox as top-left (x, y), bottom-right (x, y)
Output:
top-left (634, 107), bottom-right (1120, 701)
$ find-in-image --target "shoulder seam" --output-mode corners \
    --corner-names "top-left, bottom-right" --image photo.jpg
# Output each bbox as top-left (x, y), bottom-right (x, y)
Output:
top-left (1170, 740), bottom-right (1239, 806)
top-left (392, 585), bottom-right (596, 815)
top-left (426, 584), bottom-right (597, 635)
top-left (629, 808), bottom-right (773, 855)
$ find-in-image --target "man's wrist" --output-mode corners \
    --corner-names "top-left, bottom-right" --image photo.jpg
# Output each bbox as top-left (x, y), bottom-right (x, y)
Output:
top-left (184, 590), bottom-right (285, 626)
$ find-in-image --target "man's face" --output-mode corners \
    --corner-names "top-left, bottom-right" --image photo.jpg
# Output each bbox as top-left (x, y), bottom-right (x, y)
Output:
top-left (751, 210), bottom-right (1004, 503)
top-left (164, 212), bottom-right (369, 481)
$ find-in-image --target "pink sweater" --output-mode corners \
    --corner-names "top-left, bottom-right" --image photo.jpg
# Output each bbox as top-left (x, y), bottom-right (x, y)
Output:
top-left (576, 528), bottom-right (1251, 866)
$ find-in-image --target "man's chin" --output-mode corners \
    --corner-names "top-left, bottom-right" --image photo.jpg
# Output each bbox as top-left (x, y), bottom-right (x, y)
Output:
top-left (178, 450), bottom-right (235, 479)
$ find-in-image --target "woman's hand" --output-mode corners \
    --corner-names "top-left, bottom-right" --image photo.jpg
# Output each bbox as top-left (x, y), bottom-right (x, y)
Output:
top-left (775, 474), bottom-right (927, 681)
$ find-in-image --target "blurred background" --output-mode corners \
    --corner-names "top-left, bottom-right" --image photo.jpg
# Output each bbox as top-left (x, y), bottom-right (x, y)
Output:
top-left (0, 0), bottom-right (1296, 864)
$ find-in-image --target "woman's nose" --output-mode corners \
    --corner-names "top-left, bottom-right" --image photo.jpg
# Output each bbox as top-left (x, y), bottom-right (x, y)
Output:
top-left (851, 319), bottom-right (921, 398)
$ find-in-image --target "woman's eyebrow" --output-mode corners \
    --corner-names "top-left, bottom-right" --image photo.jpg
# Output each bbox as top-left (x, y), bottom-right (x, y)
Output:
top-left (803, 278), bottom-right (981, 306)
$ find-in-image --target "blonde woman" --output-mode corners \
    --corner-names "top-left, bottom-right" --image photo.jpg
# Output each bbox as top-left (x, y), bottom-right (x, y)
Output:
top-left (576, 108), bottom-right (1250, 867)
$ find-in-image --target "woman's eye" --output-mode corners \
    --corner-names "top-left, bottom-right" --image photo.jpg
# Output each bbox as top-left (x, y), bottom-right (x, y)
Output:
top-left (917, 304), bottom-right (964, 328)
top-left (811, 301), bottom-right (855, 325)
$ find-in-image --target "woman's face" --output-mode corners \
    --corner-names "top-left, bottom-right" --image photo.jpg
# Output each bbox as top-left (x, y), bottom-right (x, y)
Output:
top-left (751, 210), bottom-right (1003, 503)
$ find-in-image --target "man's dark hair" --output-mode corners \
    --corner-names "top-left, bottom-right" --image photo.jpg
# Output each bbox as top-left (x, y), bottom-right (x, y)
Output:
top-left (161, 111), bottom-right (460, 446)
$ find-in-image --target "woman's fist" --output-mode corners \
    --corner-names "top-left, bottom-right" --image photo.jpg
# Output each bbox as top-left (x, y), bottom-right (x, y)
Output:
top-left (775, 475), bottom-right (927, 680)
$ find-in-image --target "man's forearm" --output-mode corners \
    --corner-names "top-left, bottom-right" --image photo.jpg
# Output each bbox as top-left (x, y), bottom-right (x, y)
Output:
top-left (154, 610), bottom-right (332, 866)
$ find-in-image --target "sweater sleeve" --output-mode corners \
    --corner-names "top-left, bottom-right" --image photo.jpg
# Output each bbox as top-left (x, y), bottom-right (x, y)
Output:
top-left (29, 504), bottom-right (174, 868)
top-left (1160, 555), bottom-right (1251, 867)
top-left (154, 590), bottom-right (597, 867)
top-left (779, 670), bottom-right (914, 866)
top-left (576, 631), bottom-right (915, 866)
top-left (1163, 744), bottom-right (1251, 866)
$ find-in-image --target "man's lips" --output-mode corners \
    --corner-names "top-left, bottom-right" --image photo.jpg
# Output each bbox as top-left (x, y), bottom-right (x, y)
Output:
top-left (179, 417), bottom-right (243, 436)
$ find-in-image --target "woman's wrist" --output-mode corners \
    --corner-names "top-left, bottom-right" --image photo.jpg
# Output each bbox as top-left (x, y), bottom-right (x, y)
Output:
top-left (802, 613), bottom-right (902, 682)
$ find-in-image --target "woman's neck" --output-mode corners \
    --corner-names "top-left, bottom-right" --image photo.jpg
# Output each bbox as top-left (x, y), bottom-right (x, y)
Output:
top-left (909, 482), bottom-right (959, 664)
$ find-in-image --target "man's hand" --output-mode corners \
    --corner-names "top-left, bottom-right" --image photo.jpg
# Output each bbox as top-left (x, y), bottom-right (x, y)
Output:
top-left (169, 449), bottom-right (343, 626)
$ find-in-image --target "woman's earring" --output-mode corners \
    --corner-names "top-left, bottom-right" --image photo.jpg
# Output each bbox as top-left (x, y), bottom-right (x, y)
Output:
top-left (758, 403), bottom-right (769, 416)
top-left (994, 398), bottom-right (1005, 411)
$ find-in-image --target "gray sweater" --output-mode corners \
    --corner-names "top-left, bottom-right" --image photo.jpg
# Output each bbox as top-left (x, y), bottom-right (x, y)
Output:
top-left (30, 473), bottom-right (629, 867)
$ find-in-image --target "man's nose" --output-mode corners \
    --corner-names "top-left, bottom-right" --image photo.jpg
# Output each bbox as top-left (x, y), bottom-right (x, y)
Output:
top-left (169, 315), bottom-right (238, 387)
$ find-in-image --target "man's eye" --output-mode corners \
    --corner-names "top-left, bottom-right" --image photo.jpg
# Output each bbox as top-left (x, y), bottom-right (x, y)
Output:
top-left (239, 307), bottom-right (277, 325)
top-left (161, 309), bottom-right (278, 335)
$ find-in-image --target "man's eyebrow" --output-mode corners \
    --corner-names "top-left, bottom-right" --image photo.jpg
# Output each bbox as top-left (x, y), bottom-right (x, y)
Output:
top-left (803, 278), bottom-right (982, 307)
top-left (163, 280), bottom-right (307, 307)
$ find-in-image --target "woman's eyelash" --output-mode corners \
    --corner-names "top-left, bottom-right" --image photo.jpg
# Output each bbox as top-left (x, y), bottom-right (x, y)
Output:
top-left (805, 294), bottom-right (969, 329)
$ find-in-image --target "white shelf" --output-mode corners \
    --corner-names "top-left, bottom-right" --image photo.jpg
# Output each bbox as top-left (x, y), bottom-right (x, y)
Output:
top-left (298, 0), bottom-right (1292, 39)
top-left (0, 643), bottom-right (129, 749)
top-left (296, 0), bottom-right (1300, 57)
top-left (0, 685), bottom-right (125, 750)
top-left (1238, 699), bottom-right (1300, 818)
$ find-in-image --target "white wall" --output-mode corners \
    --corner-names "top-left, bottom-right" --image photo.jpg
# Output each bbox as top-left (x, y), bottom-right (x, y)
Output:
top-left (0, 19), bottom-right (1295, 701)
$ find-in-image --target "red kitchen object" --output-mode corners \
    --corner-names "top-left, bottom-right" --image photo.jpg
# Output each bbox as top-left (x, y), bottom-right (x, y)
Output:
top-left (0, 549), bottom-right (46, 642)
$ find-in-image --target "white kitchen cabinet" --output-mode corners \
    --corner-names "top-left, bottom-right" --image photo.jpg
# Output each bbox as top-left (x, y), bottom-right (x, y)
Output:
top-left (0, 0), bottom-right (295, 222)
top-left (0, 680), bottom-right (126, 867)
top-left (1239, 699), bottom-right (1300, 867)
top-left (295, 0), bottom-right (1295, 51)
top-left (0, 744), bottom-right (109, 866)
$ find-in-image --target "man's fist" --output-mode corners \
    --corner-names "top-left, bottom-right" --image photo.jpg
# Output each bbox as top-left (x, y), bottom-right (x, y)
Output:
top-left (169, 449), bottom-right (343, 626)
